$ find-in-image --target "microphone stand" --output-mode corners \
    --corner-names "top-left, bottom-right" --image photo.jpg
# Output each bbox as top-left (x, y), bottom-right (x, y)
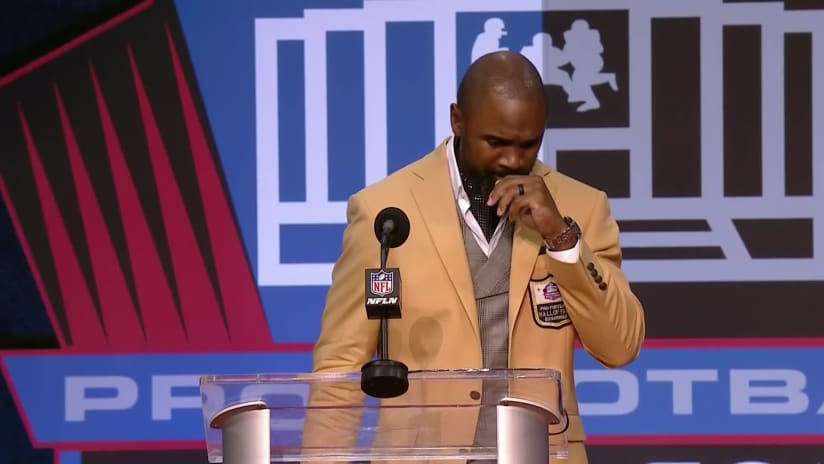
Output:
top-left (380, 220), bottom-right (393, 268)
top-left (361, 219), bottom-right (408, 398)
top-left (378, 220), bottom-right (392, 362)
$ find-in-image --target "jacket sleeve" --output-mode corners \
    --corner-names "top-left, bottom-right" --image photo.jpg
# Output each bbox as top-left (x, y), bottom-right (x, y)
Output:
top-left (312, 192), bottom-right (381, 373)
top-left (550, 191), bottom-right (645, 367)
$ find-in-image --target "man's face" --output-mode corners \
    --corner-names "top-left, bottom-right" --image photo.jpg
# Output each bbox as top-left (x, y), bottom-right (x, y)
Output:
top-left (450, 93), bottom-right (546, 192)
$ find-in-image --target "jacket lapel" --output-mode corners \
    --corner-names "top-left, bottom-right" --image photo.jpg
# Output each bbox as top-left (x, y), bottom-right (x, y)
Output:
top-left (410, 142), bottom-right (480, 341)
top-left (508, 162), bottom-right (554, 338)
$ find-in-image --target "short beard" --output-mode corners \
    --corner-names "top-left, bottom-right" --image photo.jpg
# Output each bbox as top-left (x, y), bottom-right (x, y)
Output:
top-left (454, 137), bottom-right (531, 198)
top-left (454, 138), bottom-right (495, 199)
top-left (462, 168), bottom-right (495, 199)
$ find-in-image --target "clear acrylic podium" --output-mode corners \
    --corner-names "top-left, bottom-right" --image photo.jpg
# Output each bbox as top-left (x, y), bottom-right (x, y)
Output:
top-left (201, 369), bottom-right (568, 463)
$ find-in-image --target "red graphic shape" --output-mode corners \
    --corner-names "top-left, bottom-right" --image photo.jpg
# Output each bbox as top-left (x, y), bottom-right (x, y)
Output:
top-left (54, 82), bottom-right (147, 348)
top-left (18, 104), bottom-right (107, 349)
top-left (165, 23), bottom-right (272, 347)
top-left (127, 44), bottom-right (230, 346)
top-left (89, 64), bottom-right (189, 349)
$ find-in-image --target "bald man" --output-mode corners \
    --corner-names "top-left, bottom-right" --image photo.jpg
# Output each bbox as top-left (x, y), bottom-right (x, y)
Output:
top-left (311, 51), bottom-right (645, 463)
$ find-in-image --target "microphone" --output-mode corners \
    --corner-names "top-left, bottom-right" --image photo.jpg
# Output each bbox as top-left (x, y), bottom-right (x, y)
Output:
top-left (362, 207), bottom-right (410, 399)
top-left (374, 206), bottom-right (410, 269)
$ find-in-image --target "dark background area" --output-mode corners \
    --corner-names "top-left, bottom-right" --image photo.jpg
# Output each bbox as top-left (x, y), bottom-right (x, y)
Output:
top-left (0, 2), bottom-right (138, 462)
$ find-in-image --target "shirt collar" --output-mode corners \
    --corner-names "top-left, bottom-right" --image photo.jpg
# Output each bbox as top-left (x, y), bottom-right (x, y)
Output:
top-left (445, 135), bottom-right (471, 214)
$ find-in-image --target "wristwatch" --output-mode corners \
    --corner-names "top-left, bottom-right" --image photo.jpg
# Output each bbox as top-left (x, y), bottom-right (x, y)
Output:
top-left (545, 216), bottom-right (581, 251)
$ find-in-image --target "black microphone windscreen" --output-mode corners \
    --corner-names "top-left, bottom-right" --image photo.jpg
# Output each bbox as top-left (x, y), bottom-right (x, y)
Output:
top-left (374, 207), bottom-right (410, 248)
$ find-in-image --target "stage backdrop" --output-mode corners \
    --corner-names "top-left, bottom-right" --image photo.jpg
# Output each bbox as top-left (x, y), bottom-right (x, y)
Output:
top-left (1, 0), bottom-right (823, 462)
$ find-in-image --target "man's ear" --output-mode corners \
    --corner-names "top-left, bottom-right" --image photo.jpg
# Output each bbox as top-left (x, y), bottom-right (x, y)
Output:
top-left (449, 103), bottom-right (464, 136)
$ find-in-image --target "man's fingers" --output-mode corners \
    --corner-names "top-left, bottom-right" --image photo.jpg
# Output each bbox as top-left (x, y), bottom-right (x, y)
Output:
top-left (487, 176), bottom-right (523, 206)
top-left (496, 188), bottom-right (517, 216)
top-left (507, 196), bottom-right (526, 221)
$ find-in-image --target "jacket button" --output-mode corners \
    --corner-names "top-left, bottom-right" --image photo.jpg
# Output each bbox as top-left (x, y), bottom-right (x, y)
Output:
top-left (470, 390), bottom-right (481, 400)
top-left (594, 275), bottom-right (603, 283)
top-left (598, 282), bottom-right (607, 290)
top-left (587, 262), bottom-right (595, 271)
top-left (589, 268), bottom-right (598, 277)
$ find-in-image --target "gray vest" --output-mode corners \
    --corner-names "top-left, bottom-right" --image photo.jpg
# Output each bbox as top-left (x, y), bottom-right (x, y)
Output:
top-left (462, 219), bottom-right (514, 459)
top-left (462, 219), bottom-right (513, 369)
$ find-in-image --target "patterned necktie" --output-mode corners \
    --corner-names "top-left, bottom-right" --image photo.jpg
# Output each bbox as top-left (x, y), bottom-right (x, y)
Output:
top-left (459, 163), bottom-right (500, 241)
top-left (454, 137), bottom-right (500, 241)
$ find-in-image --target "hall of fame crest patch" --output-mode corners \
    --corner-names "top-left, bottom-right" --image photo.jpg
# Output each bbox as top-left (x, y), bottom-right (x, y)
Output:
top-left (528, 276), bottom-right (572, 329)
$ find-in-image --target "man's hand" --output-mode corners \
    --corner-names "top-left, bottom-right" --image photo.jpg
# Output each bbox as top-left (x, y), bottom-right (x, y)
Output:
top-left (486, 175), bottom-right (567, 240)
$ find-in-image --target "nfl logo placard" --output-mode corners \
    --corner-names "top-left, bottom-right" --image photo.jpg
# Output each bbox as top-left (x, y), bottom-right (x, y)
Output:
top-left (371, 270), bottom-right (393, 296)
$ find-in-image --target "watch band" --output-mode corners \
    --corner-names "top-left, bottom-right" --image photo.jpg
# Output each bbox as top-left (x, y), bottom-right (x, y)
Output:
top-left (545, 216), bottom-right (581, 251)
